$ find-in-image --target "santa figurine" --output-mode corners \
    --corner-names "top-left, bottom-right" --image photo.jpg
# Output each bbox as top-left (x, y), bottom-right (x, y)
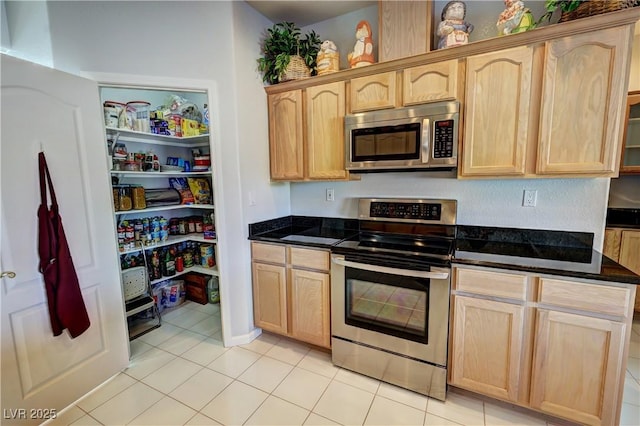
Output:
top-left (436, 1), bottom-right (473, 49)
top-left (497, 0), bottom-right (534, 35)
top-left (348, 20), bottom-right (374, 68)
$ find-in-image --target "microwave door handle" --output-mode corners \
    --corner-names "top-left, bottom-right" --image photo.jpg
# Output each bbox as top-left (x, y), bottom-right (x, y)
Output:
top-left (422, 118), bottom-right (431, 164)
top-left (332, 257), bottom-right (449, 280)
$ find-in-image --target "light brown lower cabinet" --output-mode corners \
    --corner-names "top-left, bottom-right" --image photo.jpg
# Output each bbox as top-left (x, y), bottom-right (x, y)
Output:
top-left (450, 265), bottom-right (636, 426)
top-left (251, 242), bottom-right (331, 348)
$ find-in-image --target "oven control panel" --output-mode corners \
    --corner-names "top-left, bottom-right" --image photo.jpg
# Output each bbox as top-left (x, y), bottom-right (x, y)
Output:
top-left (370, 201), bottom-right (441, 221)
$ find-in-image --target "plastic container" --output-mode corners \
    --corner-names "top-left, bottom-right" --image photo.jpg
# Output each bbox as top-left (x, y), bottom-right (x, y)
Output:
top-left (208, 276), bottom-right (220, 304)
top-left (126, 101), bottom-right (151, 132)
top-left (103, 101), bottom-right (126, 127)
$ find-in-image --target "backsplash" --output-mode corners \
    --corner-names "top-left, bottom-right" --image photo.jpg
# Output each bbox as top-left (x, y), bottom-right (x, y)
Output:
top-left (289, 174), bottom-right (610, 250)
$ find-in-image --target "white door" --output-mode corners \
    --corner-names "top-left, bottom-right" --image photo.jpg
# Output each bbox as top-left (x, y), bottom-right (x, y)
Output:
top-left (1, 54), bottom-right (129, 424)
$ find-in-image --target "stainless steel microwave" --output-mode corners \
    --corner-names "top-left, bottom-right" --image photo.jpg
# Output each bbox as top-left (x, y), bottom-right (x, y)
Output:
top-left (345, 101), bottom-right (459, 171)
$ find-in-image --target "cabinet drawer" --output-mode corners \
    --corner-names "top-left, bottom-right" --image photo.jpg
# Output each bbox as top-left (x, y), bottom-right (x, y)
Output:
top-left (289, 246), bottom-right (330, 271)
top-left (538, 278), bottom-right (632, 317)
top-left (251, 242), bottom-right (285, 264)
top-left (455, 267), bottom-right (527, 301)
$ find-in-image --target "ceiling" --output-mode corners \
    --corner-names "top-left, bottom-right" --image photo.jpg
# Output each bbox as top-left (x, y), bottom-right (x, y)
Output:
top-left (246, 0), bottom-right (377, 27)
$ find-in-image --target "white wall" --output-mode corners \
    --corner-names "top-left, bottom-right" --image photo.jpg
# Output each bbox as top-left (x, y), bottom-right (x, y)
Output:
top-left (232, 1), bottom-right (292, 225)
top-left (291, 175), bottom-right (611, 249)
top-left (1, 0), bottom-right (53, 66)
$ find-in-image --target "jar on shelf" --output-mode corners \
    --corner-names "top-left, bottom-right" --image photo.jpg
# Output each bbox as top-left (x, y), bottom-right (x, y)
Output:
top-left (132, 186), bottom-right (146, 210)
top-left (118, 187), bottom-right (132, 211)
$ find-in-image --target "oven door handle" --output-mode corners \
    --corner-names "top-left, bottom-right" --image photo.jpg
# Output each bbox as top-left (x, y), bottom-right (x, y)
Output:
top-left (332, 257), bottom-right (449, 280)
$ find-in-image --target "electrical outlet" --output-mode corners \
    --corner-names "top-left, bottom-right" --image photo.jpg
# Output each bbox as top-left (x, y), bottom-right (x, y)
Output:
top-left (523, 189), bottom-right (537, 207)
top-left (326, 188), bottom-right (335, 202)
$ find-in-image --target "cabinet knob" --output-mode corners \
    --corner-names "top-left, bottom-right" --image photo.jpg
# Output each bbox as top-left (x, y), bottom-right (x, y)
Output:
top-left (1, 271), bottom-right (16, 279)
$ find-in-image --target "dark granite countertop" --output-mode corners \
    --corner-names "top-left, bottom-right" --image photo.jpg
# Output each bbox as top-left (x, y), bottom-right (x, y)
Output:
top-left (454, 225), bottom-right (640, 285)
top-left (248, 218), bottom-right (640, 285)
top-left (249, 216), bottom-right (359, 249)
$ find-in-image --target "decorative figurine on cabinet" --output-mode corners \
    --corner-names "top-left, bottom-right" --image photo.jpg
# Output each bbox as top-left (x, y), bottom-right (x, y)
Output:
top-left (317, 40), bottom-right (340, 75)
top-left (436, 1), bottom-right (474, 49)
top-left (497, 0), bottom-right (534, 35)
top-left (348, 20), bottom-right (374, 68)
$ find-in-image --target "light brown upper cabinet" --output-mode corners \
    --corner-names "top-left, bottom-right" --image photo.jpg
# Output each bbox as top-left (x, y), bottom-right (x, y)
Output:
top-left (306, 82), bottom-right (348, 180)
top-left (268, 90), bottom-right (304, 180)
top-left (537, 27), bottom-right (630, 175)
top-left (461, 46), bottom-right (537, 177)
top-left (619, 91), bottom-right (640, 174)
top-left (268, 82), bottom-right (348, 181)
top-left (378, 0), bottom-right (433, 62)
top-left (461, 27), bottom-right (632, 178)
top-left (403, 60), bottom-right (462, 106)
top-left (349, 72), bottom-right (397, 113)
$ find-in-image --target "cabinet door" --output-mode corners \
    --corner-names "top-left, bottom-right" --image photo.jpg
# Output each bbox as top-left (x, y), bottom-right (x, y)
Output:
top-left (252, 262), bottom-right (288, 335)
top-left (289, 268), bottom-right (331, 348)
top-left (530, 309), bottom-right (624, 426)
top-left (306, 82), bottom-right (348, 180)
top-left (450, 295), bottom-right (527, 403)
top-left (620, 92), bottom-right (640, 174)
top-left (378, 0), bottom-right (432, 62)
top-left (350, 72), bottom-right (397, 113)
top-left (461, 46), bottom-right (535, 177)
top-left (537, 27), bottom-right (631, 175)
top-left (403, 60), bottom-right (459, 106)
top-left (619, 230), bottom-right (640, 311)
top-left (268, 90), bottom-right (304, 180)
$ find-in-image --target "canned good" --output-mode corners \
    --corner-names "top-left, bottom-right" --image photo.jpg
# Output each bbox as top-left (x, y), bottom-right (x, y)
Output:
top-left (183, 252), bottom-right (193, 268)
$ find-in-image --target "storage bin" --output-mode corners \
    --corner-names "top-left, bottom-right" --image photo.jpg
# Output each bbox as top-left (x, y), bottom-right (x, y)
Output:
top-left (183, 272), bottom-right (210, 305)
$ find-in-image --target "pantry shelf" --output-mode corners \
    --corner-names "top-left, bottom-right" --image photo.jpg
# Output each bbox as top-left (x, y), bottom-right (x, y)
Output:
top-left (106, 127), bottom-right (210, 148)
top-left (115, 204), bottom-right (214, 216)
top-left (111, 171), bottom-right (211, 178)
top-left (119, 234), bottom-right (218, 255)
top-left (150, 265), bottom-right (219, 286)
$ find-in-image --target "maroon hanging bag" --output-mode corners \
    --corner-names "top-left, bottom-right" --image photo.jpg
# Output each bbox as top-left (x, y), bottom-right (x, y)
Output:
top-left (37, 152), bottom-right (91, 338)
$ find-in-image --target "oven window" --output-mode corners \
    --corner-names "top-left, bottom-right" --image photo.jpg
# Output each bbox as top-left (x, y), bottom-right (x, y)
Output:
top-left (352, 123), bottom-right (420, 162)
top-left (345, 267), bottom-right (428, 343)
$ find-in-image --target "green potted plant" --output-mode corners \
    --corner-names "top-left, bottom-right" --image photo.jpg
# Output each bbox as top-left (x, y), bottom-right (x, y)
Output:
top-left (257, 22), bottom-right (321, 85)
top-left (536, 0), bottom-right (583, 24)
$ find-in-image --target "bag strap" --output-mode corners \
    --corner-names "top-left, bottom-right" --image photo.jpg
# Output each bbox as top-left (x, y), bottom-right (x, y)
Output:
top-left (38, 152), bottom-right (58, 208)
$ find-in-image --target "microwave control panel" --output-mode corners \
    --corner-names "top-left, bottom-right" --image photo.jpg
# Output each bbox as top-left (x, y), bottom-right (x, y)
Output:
top-left (433, 120), bottom-right (455, 158)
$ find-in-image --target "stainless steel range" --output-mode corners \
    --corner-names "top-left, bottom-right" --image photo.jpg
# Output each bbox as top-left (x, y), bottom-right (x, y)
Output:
top-left (330, 198), bottom-right (456, 401)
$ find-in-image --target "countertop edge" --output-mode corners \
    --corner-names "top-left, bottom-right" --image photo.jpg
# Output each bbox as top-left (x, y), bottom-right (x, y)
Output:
top-left (452, 258), bottom-right (640, 285)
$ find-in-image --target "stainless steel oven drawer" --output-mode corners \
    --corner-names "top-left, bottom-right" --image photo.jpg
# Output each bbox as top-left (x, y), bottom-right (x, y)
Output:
top-left (332, 337), bottom-right (447, 401)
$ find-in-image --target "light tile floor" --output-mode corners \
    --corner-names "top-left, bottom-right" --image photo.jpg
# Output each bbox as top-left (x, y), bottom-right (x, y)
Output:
top-left (49, 302), bottom-right (640, 426)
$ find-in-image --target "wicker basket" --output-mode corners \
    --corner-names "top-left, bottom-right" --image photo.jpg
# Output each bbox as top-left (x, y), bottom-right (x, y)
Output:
top-left (280, 55), bottom-right (311, 82)
top-left (559, 0), bottom-right (638, 22)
